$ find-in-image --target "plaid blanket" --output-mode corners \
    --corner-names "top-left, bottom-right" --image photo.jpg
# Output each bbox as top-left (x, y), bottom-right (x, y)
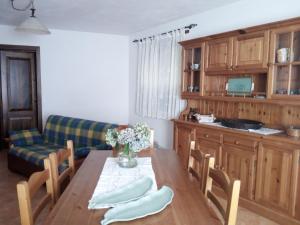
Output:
top-left (9, 115), bottom-right (118, 168)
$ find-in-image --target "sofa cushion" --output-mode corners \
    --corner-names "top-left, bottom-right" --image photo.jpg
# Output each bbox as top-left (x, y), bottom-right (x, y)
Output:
top-left (43, 115), bottom-right (118, 148)
top-left (9, 143), bottom-right (64, 168)
top-left (9, 128), bottom-right (44, 147)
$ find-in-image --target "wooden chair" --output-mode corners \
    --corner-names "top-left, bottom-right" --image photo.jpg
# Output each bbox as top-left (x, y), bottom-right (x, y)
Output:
top-left (188, 141), bottom-right (210, 192)
top-left (49, 140), bottom-right (75, 202)
top-left (204, 157), bottom-right (241, 225)
top-left (150, 129), bottom-right (154, 148)
top-left (17, 158), bottom-right (54, 225)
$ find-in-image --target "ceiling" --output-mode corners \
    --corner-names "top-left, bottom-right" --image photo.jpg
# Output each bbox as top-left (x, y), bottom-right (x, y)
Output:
top-left (0, 0), bottom-right (241, 35)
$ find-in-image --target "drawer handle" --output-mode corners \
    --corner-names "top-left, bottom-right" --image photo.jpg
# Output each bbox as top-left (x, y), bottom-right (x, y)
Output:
top-left (204, 134), bottom-right (209, 138)
top-left (234, 140), bottom-right (240, 145)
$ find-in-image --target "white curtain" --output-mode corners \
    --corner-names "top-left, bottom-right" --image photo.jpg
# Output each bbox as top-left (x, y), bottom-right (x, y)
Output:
top-left (135, 29), bottom-right (185, 120)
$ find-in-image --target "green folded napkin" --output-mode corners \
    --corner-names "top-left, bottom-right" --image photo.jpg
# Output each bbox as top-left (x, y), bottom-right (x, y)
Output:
top-left (101, 186), bottom-right (174, 225)
top-left (88, 176), bottom-right (153, 209)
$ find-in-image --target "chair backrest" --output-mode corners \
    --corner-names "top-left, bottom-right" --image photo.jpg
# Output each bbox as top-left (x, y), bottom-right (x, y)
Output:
top-left (188, 141), bottom-right (210, 192)
top-left (17, 158), bottom-right (54, 225)
top-left (204, 158), bottom-right (241, 225)
top-left (150, 129), bottom-right (154, 148)
top-left (49, 140), bottom-right (75, 202)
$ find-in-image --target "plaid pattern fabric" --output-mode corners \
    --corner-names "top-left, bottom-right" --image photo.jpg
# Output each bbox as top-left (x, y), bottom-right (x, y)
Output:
top-left (43, 115), bottom-right (118, 148)
top-left (10, 128), bottom-right (43, 147)
top-left (9, 143), bottom-right (65, 168)
top-left (9, 115), bottom-right (119, 168)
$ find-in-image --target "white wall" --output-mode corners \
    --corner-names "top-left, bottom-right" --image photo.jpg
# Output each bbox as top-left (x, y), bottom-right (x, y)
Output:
top-left (0, 25), bottom-right (129, 125)
top-left (129, 0), bottom-right (300, 149)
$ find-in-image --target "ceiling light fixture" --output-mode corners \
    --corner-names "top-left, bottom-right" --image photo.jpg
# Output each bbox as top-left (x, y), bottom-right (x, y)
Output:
top-left (11, 0), bottom-right (50, 34)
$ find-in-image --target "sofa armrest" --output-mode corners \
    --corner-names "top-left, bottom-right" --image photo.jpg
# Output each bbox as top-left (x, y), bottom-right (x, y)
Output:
top-left (4, 137), bottom-right (14, 148)
top-left (117, 125), bottom-right (128, 130)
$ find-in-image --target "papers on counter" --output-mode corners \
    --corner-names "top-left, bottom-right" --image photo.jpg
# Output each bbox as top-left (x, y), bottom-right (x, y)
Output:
top-left (197, 122), bottom-right (283, 135)
top-left (248, 128), bottom-right (283, 135)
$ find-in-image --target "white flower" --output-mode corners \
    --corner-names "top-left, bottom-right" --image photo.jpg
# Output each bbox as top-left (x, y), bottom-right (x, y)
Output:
top-left (105, 122), bottom-right (151, 152)
top-left (117, 128), bottom-right (135, 145)
top-left (105, 128), bottom-right (119, 147)
top-left (134, 122), bottom-right (151, 140)
top-left (129, 139), bottom-right (151, 152)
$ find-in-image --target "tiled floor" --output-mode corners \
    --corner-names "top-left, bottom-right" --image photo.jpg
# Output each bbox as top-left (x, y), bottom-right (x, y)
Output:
top-left (0, 149), bottom-right (279, 225)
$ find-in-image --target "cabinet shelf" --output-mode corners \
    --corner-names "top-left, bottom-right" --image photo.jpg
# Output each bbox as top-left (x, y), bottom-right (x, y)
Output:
top-left (184, 69), bottom-right (201, 73)
top-left (181, 95), bottom-right (300, 106)
top-left (273, 61), bottom-right (300, 66)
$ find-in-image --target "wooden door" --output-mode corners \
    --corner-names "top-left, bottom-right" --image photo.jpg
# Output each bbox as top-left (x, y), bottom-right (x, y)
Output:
top-left (255, 142), bottom-right (300, 216)
top-left (222, 144), bottom-right (256, 200)
top-left (1, 51), bottom-right (39, 137)
top-left (232, 31), bottom-right (269, 70)
top-left (174, 124), bottom-right (195, 168)
top-left (205, 37), bottom-right (233, 72)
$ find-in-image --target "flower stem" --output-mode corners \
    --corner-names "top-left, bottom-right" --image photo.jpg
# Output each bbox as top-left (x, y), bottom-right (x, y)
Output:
top-left (123, 143), bottom-right (130, 156)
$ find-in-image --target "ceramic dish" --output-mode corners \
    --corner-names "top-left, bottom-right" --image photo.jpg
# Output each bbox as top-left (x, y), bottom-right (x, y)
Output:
top-left (101, 186), bottom-right (174, 225)
top-left (88, 176), bottom-right (153, 209)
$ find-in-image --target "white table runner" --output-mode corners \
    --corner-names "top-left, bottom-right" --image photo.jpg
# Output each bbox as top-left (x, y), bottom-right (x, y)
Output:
top-left (89, 157), bottom-right (157, 209)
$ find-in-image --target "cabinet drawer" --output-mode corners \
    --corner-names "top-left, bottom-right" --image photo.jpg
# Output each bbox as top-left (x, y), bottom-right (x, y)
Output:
top-left (195, 139), bottom-right (222, 167)
top-left (196, 128), bottom-right (221, 143)
top-left (223, 134), bottom-right (258, 151)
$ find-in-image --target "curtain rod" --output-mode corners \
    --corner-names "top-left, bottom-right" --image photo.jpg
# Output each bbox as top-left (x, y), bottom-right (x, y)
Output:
top-left (132, 23), bottom-right (197, 43)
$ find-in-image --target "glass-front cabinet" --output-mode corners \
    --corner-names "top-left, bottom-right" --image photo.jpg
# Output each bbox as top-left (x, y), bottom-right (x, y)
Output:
top-left (269, 25), bottom-right (300, 98)
top-left (181, 43), bottom-right (205, 96)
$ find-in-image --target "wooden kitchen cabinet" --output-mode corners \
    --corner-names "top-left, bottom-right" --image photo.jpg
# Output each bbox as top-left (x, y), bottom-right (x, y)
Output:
top-left (181, 43), bottom-right (205, 96)
top-left (205, 31), bottom-right (269, 73)
top-left (268, 24), bottom-right (300, 98)
top-left (205, 37), bottom-right (233, 72)
top-left (174, 124), bottom-right (195, 168)
top-left (233, 31), bottom-right (269, 70)
top-left (222, 144), bottom-right (257, 200)
top-left (176, 17), bottom-right (300, 225)
top-left (255, 141), bottom-right (300, 216)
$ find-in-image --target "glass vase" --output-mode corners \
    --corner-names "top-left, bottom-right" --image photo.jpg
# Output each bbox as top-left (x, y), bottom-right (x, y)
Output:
top-left (117, 144), bottom-right (138, 168)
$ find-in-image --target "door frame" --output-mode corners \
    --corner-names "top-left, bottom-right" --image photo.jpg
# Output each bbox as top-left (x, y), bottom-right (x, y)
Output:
top-left (0, 44), bottom-right (42, 134)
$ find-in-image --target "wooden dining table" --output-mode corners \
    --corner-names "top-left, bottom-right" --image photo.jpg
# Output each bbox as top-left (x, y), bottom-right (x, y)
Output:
top-left (43, 149), bottom-right (222, 225)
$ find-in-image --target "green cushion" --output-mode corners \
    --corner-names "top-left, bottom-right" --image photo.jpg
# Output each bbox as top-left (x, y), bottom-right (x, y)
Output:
top-left (9, 128), bottom-right (43, 147)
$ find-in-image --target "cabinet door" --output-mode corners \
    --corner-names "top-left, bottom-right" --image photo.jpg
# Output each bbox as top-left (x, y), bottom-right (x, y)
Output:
top-left (268, 25), bottom-right (300, 98)
top-left (255, 142), bottom-right (300, 216)
top-left (195, 139), bottom-right (222, 168)
top-left (233, 31), bottom-right (269, 69)
top-left (205, 37), bottom-right (233, 72)
top-left (222, 144), bottom-right (256, 200)
top-left (174, 124), bottom-right (195, 168)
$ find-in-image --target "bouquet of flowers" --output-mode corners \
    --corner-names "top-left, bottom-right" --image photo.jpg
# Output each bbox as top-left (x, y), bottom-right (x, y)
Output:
top-left (106, 122), bottom-right (151, 154)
